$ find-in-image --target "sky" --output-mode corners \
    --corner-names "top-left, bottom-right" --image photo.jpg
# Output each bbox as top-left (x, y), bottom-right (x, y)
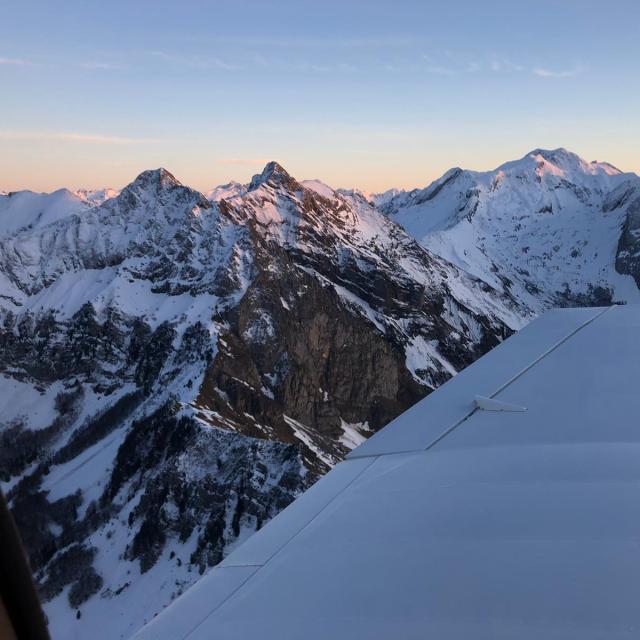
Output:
top-left (1, 0), bottom-right (639, 193)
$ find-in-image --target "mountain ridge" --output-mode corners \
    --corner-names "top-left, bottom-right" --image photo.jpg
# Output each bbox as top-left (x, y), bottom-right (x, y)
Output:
top-left (1, 149), bottom-right (638, 639)
top-left (379, 148), bottom-right (640, 311)
top-left (0, 159), bottom-right (525, 639)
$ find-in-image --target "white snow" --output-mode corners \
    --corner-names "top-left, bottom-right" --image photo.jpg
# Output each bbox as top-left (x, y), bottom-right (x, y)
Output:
top-left (0, 189), bottom-right (89, 238)
top-left (73, 188), bottom-right (120, 206)
top-left (338, 419), bottom-right (371, 450)
top-left (283, 415), bottom-right (336, 467)
top-left (0, 377), bottom-right (63, 431)
top-left (205, 181), bottom-right (247, 202)
top-left (385, 148), bottom-right (640, 311)
top-left (300, 179), bottom-right (335, 200)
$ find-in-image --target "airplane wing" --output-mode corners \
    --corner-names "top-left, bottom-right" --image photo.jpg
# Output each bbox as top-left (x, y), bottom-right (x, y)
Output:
top-left (132, 304), bottom-right (640, 639)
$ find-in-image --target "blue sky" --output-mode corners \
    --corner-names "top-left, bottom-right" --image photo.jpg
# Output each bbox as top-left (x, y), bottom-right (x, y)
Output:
top-left (1, 0), bottom-right (638, 192)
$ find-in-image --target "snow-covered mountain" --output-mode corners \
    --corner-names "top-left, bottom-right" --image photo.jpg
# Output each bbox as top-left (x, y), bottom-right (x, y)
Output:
top-left (0, 188), bottom-right (91, 237)
top-left (73, 188), bottom-right (121, 206)
top-left (337, 186), bottom-right (403, 209)
top-left (4, 148), bottom-right (639, 639)
top-left (381, 148), bottom-right (640, 311)
top-left (0, 163), bottom-right (525, 639)
top-left (204, 180), bottom-right (246, 202)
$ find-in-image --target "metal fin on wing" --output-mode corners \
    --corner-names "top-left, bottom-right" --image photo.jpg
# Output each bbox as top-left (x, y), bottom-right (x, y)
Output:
top-left (473, 395), bottom-right (527, 412)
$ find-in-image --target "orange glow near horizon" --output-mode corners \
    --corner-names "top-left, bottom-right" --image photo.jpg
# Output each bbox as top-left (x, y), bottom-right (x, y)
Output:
top-left (2, 136), bottom-right (638, 195)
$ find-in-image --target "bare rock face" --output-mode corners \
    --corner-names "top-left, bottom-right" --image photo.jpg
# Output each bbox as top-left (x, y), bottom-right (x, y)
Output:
top-left (613, 182), bottom-right (640, 288)
top-left (196, 256), bottom-right (426, 474)
top-left (0, 163), bottom-right (524, 639)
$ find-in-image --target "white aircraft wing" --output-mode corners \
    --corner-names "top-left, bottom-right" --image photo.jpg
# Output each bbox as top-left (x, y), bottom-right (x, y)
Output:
top-left (132, 304), bottom-right (640, 640)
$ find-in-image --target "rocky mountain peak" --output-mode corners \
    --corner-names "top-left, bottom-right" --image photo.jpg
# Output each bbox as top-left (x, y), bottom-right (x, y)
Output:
top-left (113, 167), bottom-right (211, 214)
top-left (128, 167), bottom-right (182, 192)
top-left (248, 161), bottom-right (298, 192)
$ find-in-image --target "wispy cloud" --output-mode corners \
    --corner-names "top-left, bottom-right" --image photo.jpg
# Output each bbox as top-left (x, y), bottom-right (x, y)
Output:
top-left (216, 158), bottom-right (270, 166)
top-left (151, 51), bottom-right (239, 71)
top-left (533, 66), bottom-right (584, 78)
top-left (426, 64), bottom-right (455, 75)
top-left (417, 53), bottom-right (528, 76)
top-left (240, 54), bottom-right (358, 74)
top-left (207, 35), bottom-right (414, 49)
top-left (422, 55), bottom-right (455, 76)
top-left (79, 61), bottom-right (122, 70)
top-left (2, 54), bottom-right (122, 71)
top-left (0, 56), bottom-right (34, 66)
top-left (0, 130), bottom-right (164, 144)
top-left (489, 57), bottom-right (524, 73)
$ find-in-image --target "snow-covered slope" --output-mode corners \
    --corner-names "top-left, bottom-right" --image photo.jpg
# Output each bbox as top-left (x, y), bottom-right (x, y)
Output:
top-left (0, 163), bottom-right (526, 639)
top-left (382, 149), bottom-right (640, 311)
top-left (0, 189), bottom-right (91, 238)
top-left (337, 186), bottom-right (403, 209)
top-left (73, 187), bottom-right (120, 206)
top-left (205, 180), bottom-right (246, 202)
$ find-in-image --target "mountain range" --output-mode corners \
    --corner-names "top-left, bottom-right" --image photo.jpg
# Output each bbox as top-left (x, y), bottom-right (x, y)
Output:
top-left (1, 148), bottom-right (638, 639)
